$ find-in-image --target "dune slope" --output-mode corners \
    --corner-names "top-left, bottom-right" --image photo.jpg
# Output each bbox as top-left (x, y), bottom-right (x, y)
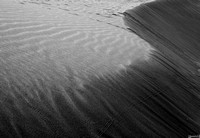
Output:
top-left (1, 0), bottom-right (200, 137)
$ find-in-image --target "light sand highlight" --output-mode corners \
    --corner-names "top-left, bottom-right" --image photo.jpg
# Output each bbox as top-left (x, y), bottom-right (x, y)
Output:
top-left (1, 0), bottom-right (153, 78)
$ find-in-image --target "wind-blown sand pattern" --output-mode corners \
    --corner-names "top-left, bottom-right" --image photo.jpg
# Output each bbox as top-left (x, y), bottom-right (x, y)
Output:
top-left (1, 0), bottom-right (200, 137)
top-left (1, 0), bottom-right (153, 77)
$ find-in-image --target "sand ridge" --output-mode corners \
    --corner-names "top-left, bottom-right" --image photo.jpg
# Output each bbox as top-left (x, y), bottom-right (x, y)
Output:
top-left (1, 0), bottom-right (200, 137)
top-left (15, 0), bottom-right (154, 32)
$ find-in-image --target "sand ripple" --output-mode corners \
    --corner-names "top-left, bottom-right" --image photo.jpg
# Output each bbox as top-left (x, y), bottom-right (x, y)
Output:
top-left (1, 0), bottom-right (153, 78)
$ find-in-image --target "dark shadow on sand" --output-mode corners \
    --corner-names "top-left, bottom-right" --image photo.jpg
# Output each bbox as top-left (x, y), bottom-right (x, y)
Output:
top-left (0, 0), bottom-right (200, 137)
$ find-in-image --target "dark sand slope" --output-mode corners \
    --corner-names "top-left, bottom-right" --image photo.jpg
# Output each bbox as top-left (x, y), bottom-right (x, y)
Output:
top-left (0, 0), bottom-right (200, 138)
top-left (123, 0), bottom-right (200, 137)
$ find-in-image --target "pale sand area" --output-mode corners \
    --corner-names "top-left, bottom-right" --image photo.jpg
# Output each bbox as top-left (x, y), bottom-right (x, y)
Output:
top-left (0, 0), bottom-right (154, 81)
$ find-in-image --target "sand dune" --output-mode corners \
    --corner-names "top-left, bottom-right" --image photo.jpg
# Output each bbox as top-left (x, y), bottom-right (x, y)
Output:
top-left (0, 1), bottom-right (154, 137)
top-left (1, 0), bottom-right (153, 78)
top-left (2, 0), bottom-right (200, 137)
top-left (0, 1), bottom-right (156, 137)
top-left (123, 0), bottom-right (200, 136)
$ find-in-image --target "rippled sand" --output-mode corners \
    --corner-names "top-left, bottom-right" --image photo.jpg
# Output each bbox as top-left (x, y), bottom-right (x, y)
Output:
top-left (1, 0), bottom-right (200, 137)
top-left (1, 0), bottom-right (153, 78)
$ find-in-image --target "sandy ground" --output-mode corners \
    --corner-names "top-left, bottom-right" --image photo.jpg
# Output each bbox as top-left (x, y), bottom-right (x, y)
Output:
top-left (0, 0), bottom-right (153, 79)
top-left (1, 0), bottom-right (200, 137)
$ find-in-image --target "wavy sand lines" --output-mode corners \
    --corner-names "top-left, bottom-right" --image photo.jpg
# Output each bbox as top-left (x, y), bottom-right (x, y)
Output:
top-left (1, 0), bottom-right (153, 77)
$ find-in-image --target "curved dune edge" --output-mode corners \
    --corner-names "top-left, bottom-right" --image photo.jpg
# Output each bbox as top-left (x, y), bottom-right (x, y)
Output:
top-left (1, 0), bottom-right (200, 138)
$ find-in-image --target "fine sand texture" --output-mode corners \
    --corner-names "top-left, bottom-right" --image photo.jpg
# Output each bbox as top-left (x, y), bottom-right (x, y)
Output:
top-left (1, 0), bottom-right (200, 137)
